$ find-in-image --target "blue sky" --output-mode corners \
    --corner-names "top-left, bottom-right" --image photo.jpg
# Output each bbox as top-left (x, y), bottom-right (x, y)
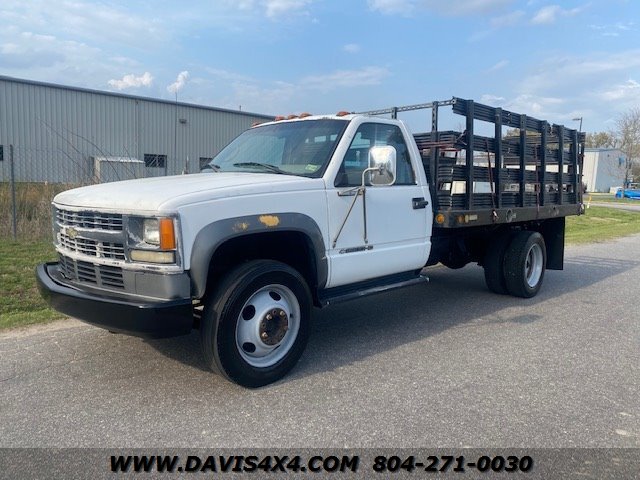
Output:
top-left (1, 0), bottom-right (639, 132)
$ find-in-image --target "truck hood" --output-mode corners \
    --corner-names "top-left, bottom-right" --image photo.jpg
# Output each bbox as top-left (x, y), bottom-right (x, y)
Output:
top-left (53, 172), bottom-right (322, 213)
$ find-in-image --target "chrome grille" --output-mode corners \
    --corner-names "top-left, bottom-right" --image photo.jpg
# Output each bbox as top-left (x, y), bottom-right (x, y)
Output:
top-left (58, 232), bottom-right (126, 260)
top-left (59, 234), bottom-right (97, 257)
top-left (56, 208), bottom-right (123, 231)
top-left (58, 254), bottom-right (124, 289)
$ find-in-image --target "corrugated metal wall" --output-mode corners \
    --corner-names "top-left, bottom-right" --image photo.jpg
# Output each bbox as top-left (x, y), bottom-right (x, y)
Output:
top-left (0, 76), bottom-right (272, 183)
top-left (583, 149), bottom-right (623, 192)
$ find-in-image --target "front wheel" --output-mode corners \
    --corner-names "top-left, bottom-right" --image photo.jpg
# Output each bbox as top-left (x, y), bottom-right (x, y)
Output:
top-left (200, 260), bottom-right (311, 388)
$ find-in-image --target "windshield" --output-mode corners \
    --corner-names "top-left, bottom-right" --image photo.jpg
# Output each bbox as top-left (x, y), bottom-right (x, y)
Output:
top-left (203, 119), bottom-right (348, 177)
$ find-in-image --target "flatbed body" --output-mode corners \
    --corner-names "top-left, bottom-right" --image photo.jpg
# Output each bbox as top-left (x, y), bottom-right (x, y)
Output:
top-left (365, 97), bottom-right (584, 229)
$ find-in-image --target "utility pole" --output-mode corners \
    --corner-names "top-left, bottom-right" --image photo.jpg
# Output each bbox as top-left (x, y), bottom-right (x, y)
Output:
top-left (10, 145), bottom-right (17, 240)
top-left (572, 116), bottom-right (583, 132)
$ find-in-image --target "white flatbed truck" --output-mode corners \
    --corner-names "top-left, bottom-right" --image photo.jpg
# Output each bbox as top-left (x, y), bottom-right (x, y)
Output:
top-left (37, 97), bottom-right (584, 387)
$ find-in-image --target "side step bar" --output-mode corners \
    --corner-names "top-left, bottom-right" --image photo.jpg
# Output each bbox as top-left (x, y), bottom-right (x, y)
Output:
top-left (317, 271), bottom-right (429, 307)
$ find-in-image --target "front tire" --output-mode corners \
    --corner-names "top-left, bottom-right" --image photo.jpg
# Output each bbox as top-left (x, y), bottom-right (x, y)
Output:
top-left (200, 260), bottom-right (311, 388)
top-left (503, 231), bottom-right (546, 298)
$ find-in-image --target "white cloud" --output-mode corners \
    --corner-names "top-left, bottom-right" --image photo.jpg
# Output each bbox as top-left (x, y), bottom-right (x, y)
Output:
top-left (615, 21), bottom-right (634, 31)
top-left (531, 5), bottom-right (560, 24)
top-left (199, 66), bottom-right (389, 110)
top-left (491, 10), bottom-right (524, 27)
top-left (367, 0), bottom-right (414, 15)
top-left (531, 4), bottom-right (584, 25)
top-left (222, 0), bottom-right (313, 18)
top-left (0, 0), bottom-right (165, 49)
top-left (204, 68), bottom-right (254, 83)
top-left (264, 0), bottom-right (313, 18)
top-left (468, 29), bottom-right (492, 42)
top-left (0, 31), bottom-right (66, 68)
top-left (491, 49), bottom-right (640, 128)
top-left (0, 27), bottom-right (132, 87)
top-left (209, 65), bottom-right (391, 113)
top-left (469, 9), bottom-right (523, 42)
top-left (369, 0), bottom-right (512, 16)
top-left (109, 56), bottom-right (139, 68)
top-left (432, 0), bottom-right (513, 16)
top-left (0, 1), bottom-right (158, 89)
top-left (486, 60), bottom-right (509, 72)
top-left (481, 94), bottom-right (566, 119)
top-left (482, 92), bottom-right (593, 126)
top-left (589, 21), bottom-right (634, 36)
top-left (229, 81), bottom-right (298, 113)
top-left (521, 50), bottom-right (640, 95)
top-left (232, 0), bottom-right (257, 10)
top-left (343, 43), bottom-right (361, 53)
top-left (480, 94), bottom-right (506, 105)
top-left (168, 71), bottom-right (190, 93)
top-left (301, 66), bottom-right (390, 91)
top-left (108, 72), bottom-right (153, 90)
top-left (601, 79), bottom-right (640, 101)
top-left (476, 94), bottom-right (566, 122)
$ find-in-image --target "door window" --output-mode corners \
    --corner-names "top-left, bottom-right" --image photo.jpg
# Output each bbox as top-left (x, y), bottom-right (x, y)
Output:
top-left (335, 123), bottom-right (415, 187)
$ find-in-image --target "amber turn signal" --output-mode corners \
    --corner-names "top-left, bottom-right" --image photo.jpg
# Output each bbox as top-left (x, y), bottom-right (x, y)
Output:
top-left (159, 218), bottom-right (176, 250)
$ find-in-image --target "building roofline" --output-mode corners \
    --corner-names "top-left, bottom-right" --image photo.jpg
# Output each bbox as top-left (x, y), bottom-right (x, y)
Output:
top-left (0, 75), bottom-right (274, 120)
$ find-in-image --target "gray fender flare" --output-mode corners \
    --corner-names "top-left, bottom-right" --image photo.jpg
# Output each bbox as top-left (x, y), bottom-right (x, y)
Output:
top-left (189, 213), bottom-right (328, 299)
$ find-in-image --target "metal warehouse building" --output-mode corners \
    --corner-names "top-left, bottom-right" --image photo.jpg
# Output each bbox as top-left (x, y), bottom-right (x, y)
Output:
top-left (0, 76), bottom-right (273, 184)
top-left (582, 148), bottom-right (625, 193)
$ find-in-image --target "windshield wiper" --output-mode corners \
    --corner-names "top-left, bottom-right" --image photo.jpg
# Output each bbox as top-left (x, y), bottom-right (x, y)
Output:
top-left (201, 163), bottom-right (221, 172)
top-left (233, 162), bottom-right (287, 174)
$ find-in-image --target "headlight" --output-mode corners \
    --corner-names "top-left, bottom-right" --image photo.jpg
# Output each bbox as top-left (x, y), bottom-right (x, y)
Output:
top-left (128, 216), bottom-right (178, 264)
top-left (143, 218), bottom-right (160, 245)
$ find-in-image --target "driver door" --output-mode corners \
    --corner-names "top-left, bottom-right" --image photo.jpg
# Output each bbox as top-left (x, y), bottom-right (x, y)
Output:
top-left (326, 122), bottom-right (431, 288)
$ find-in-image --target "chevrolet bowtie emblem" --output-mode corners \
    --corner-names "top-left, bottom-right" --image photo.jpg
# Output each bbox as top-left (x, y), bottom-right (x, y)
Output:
top-left (66, 227), bottom-right (78, 239)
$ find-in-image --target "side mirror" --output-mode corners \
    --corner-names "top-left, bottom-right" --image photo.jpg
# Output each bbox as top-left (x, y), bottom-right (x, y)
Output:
top-left (367, 145), bottom-right (396, 186)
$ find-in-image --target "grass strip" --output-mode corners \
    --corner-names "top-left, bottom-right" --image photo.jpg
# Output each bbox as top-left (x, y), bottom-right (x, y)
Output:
top-left (566, 206), bottom-right (640, 244)
top-left (585, 193), bottom-right (640, 204)
top-left (0, 240), bottom-right (62, 330)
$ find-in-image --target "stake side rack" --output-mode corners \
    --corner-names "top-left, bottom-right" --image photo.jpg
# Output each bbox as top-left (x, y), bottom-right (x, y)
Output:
top-left (360, 97), bottom-right (586, 228)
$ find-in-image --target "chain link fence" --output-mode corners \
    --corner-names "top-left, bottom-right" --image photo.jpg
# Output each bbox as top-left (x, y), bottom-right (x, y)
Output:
top-left (0, 145), bottom-right (172, 241)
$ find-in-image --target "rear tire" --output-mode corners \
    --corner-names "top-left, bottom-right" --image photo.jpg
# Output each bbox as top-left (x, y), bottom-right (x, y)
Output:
top-left (200, 260), bottom-right (311, 388)
top-left (503, 231), bottom-right (546, 298)
top-left (483, 231), bottom-right (513, 295)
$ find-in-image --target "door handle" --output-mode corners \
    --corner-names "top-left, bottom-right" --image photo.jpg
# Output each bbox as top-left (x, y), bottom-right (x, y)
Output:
top-left (412, 197), bottom-right (429, 209)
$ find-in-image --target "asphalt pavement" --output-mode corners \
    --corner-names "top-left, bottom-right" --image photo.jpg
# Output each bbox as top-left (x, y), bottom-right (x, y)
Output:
top-left (1, 235), bottom-right (639, 449)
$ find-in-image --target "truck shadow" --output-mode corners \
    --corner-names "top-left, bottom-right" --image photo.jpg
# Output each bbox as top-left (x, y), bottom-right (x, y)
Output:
top-left (143, 255), bottom-right (639, 381)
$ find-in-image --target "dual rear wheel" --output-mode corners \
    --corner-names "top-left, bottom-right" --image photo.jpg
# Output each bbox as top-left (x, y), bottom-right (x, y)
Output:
top-left (484, 230), bottom-right (547, 298)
